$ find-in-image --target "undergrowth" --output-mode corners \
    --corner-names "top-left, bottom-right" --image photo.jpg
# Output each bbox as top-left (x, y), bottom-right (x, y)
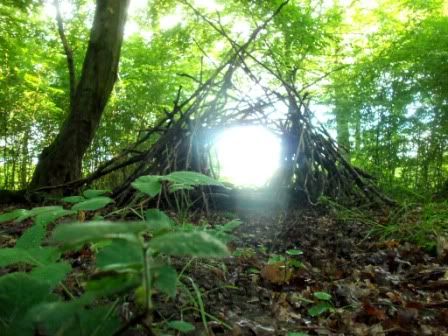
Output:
top-left (320, 196), bottom-right (448, 252)
top-left (0, 171), bottom-right (241, 336)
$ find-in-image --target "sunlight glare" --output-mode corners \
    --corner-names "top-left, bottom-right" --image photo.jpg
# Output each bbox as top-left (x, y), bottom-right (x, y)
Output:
top-left (214, 126), bottom-right (281, 187)
top-left (159, 7), bottom-right (185, 30)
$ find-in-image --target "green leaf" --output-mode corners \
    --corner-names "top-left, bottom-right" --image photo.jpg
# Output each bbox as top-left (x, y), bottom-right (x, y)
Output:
top-left (61, 196), bottom-right (86, 203)
top-left (307, 302), bottom-right (332, 317)
top-left (0, 209), bottom-right (27, 223)
top-left (31, 301), bottom-right (120, 336)
top-left (35, 209), bottom-right (76, 226)
top-left (267, 254), bottom-right (286, 264)
top-left (52, 221), bottom-right (148, 248)
top-left (145, 209), bottom-right (172, 234)
top-left (168, 183), bottom-right (195, 192)
top-left (15, 206), bottom-right (64, 222)
top-left (164, 171), bottom-right (223, 187)
top-left (288, 259), bottom-right (303, 268)
top-left (83, 189), bottom-right (111, 199)
top-left (287, 333), bottom-right (310, 336)
top-left (71, 196), bottom-right (114, 211)
top-left (167, 320), bottom-right (195, 333)
top-left (96, 239), bottom-right (142, 271)
top-left (15, 224), bottom-right (46, 249)
top-left (86, 273), bottom-right (141, 298)
top-left (131, 175), bottom-right (162, 197)
top-left (30, 300), bottom-right (87, 336)
top-left (286, 249), bottom-right (304, 256)
top-left (154, 265), bottom-right (177, 298)
top-left (30, 262), bottom-right (71, 289)
top-left (149, 231), bottom-right (229, 257)
top-left (0, 247), bottom-right (60, 267)
top-left (220, 219), bottom-right (242, 232)
top-left (75, 305), bottom-right (121, 336)
top-left (313, 291), bottom-right (332, 301)
top-left (0, 273), bottom-right (54, 326)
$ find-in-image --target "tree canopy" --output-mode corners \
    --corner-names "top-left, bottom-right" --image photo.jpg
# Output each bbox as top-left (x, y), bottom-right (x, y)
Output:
top-left (0, 0), bottom-right (446, 199)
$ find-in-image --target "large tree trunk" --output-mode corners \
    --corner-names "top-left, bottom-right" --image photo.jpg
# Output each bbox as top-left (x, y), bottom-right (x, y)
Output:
top-left (29, 0), bottom-right (130, 190)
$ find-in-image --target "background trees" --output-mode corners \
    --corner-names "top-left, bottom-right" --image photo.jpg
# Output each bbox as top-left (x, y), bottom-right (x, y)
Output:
top-left (0, 0), bottom-right (446, 198)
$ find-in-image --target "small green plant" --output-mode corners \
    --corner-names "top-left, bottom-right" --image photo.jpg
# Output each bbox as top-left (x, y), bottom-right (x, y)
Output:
top-left (373, 201), bottom-right (448, 251)
top-left (0, 171), bottom-right (240, 335)
top-left (267, 249), bottom-right (304, 269)
top-left (307, 291), bottom-right (334, 317)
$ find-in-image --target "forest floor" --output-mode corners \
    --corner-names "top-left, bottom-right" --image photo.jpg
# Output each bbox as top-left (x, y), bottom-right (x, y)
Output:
top-left (1, 204), bottom-right (448, 335)
top-left (164, 206), bottom-right (448, 336)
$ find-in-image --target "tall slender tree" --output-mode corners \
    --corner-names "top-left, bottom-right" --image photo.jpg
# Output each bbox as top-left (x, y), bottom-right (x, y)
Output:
top-left (29, 0), bottom-right (130, 190)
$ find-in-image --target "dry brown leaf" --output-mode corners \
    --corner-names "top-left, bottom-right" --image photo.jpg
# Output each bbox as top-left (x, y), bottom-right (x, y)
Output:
top-left (362, 301), bottom-right (386, 321)
top-left (260, 262), bottom-right (292, 285)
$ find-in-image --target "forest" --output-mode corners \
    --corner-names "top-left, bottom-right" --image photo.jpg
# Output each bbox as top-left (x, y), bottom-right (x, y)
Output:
top-left (0, 0), bottom-right (447, 335)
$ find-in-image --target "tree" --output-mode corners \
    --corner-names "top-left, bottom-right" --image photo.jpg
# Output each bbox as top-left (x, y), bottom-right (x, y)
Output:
top-left (29, 0), bottom-right (130, 190)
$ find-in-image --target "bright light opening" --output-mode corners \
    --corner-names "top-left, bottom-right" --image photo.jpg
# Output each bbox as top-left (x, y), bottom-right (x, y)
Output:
top-left (213, 126), bottom-right (281, 187)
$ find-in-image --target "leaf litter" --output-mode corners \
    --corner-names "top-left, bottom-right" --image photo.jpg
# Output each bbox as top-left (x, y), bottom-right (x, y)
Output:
top-left (172, 206), bottom-right (448, 335)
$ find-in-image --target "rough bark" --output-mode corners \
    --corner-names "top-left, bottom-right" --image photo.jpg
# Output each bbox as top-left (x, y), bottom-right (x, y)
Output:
top-left (29, 0), bottom-right (130, 190)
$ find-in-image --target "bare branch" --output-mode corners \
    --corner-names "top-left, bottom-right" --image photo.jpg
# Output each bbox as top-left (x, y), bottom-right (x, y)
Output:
top-left (53, 0), bottom-right (76, 108)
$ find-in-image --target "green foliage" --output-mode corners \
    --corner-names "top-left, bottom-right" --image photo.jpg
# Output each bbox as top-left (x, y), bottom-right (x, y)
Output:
top-left (62, 196), bottom-right (86, 203)
top-left (307, 302), bottom-right (334, 317)
top-left (0, 273), bottom-right (56, 335)
top-left (313, 291), bottom-right (332, 301)
top-left (286, 249), bottom-right (304, 256)
top-left (148, 231), bottom-right (229, 257)
top-left (132, 171), bottom-right (225, 198)
top-left (71, 196), bottom-right (114, 211)
top-left (166, 320), bottom-right (195, 333)
top-left (164, 171), bottom-right (225, 190)
top-left (374, 201), bottom-right (448, 251)
top-left (83, 189), bottom-right (111, 198)
top-left (0, 209), bottom-right (27, 223)
top-left (132, 175), bottom-right (162, 197)
top-left (267, 248), bottom-right (304, 269)
top-left (0, 172), bottom-right (239, 334)
top-left (307, 291), bottom-right (334, 317)
top-left (154, 265), bottom-right (178, 298)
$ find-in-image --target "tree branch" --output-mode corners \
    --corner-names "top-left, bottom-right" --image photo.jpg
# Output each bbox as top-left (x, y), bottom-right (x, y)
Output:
top-left (53, 0), bottom-right (76, 108)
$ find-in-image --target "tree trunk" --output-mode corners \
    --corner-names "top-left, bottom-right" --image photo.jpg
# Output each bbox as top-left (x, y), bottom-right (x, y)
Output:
top-left (29, 0), bottom-right (130, 190)
top-left (335, 106), bottom-right (350, 156)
